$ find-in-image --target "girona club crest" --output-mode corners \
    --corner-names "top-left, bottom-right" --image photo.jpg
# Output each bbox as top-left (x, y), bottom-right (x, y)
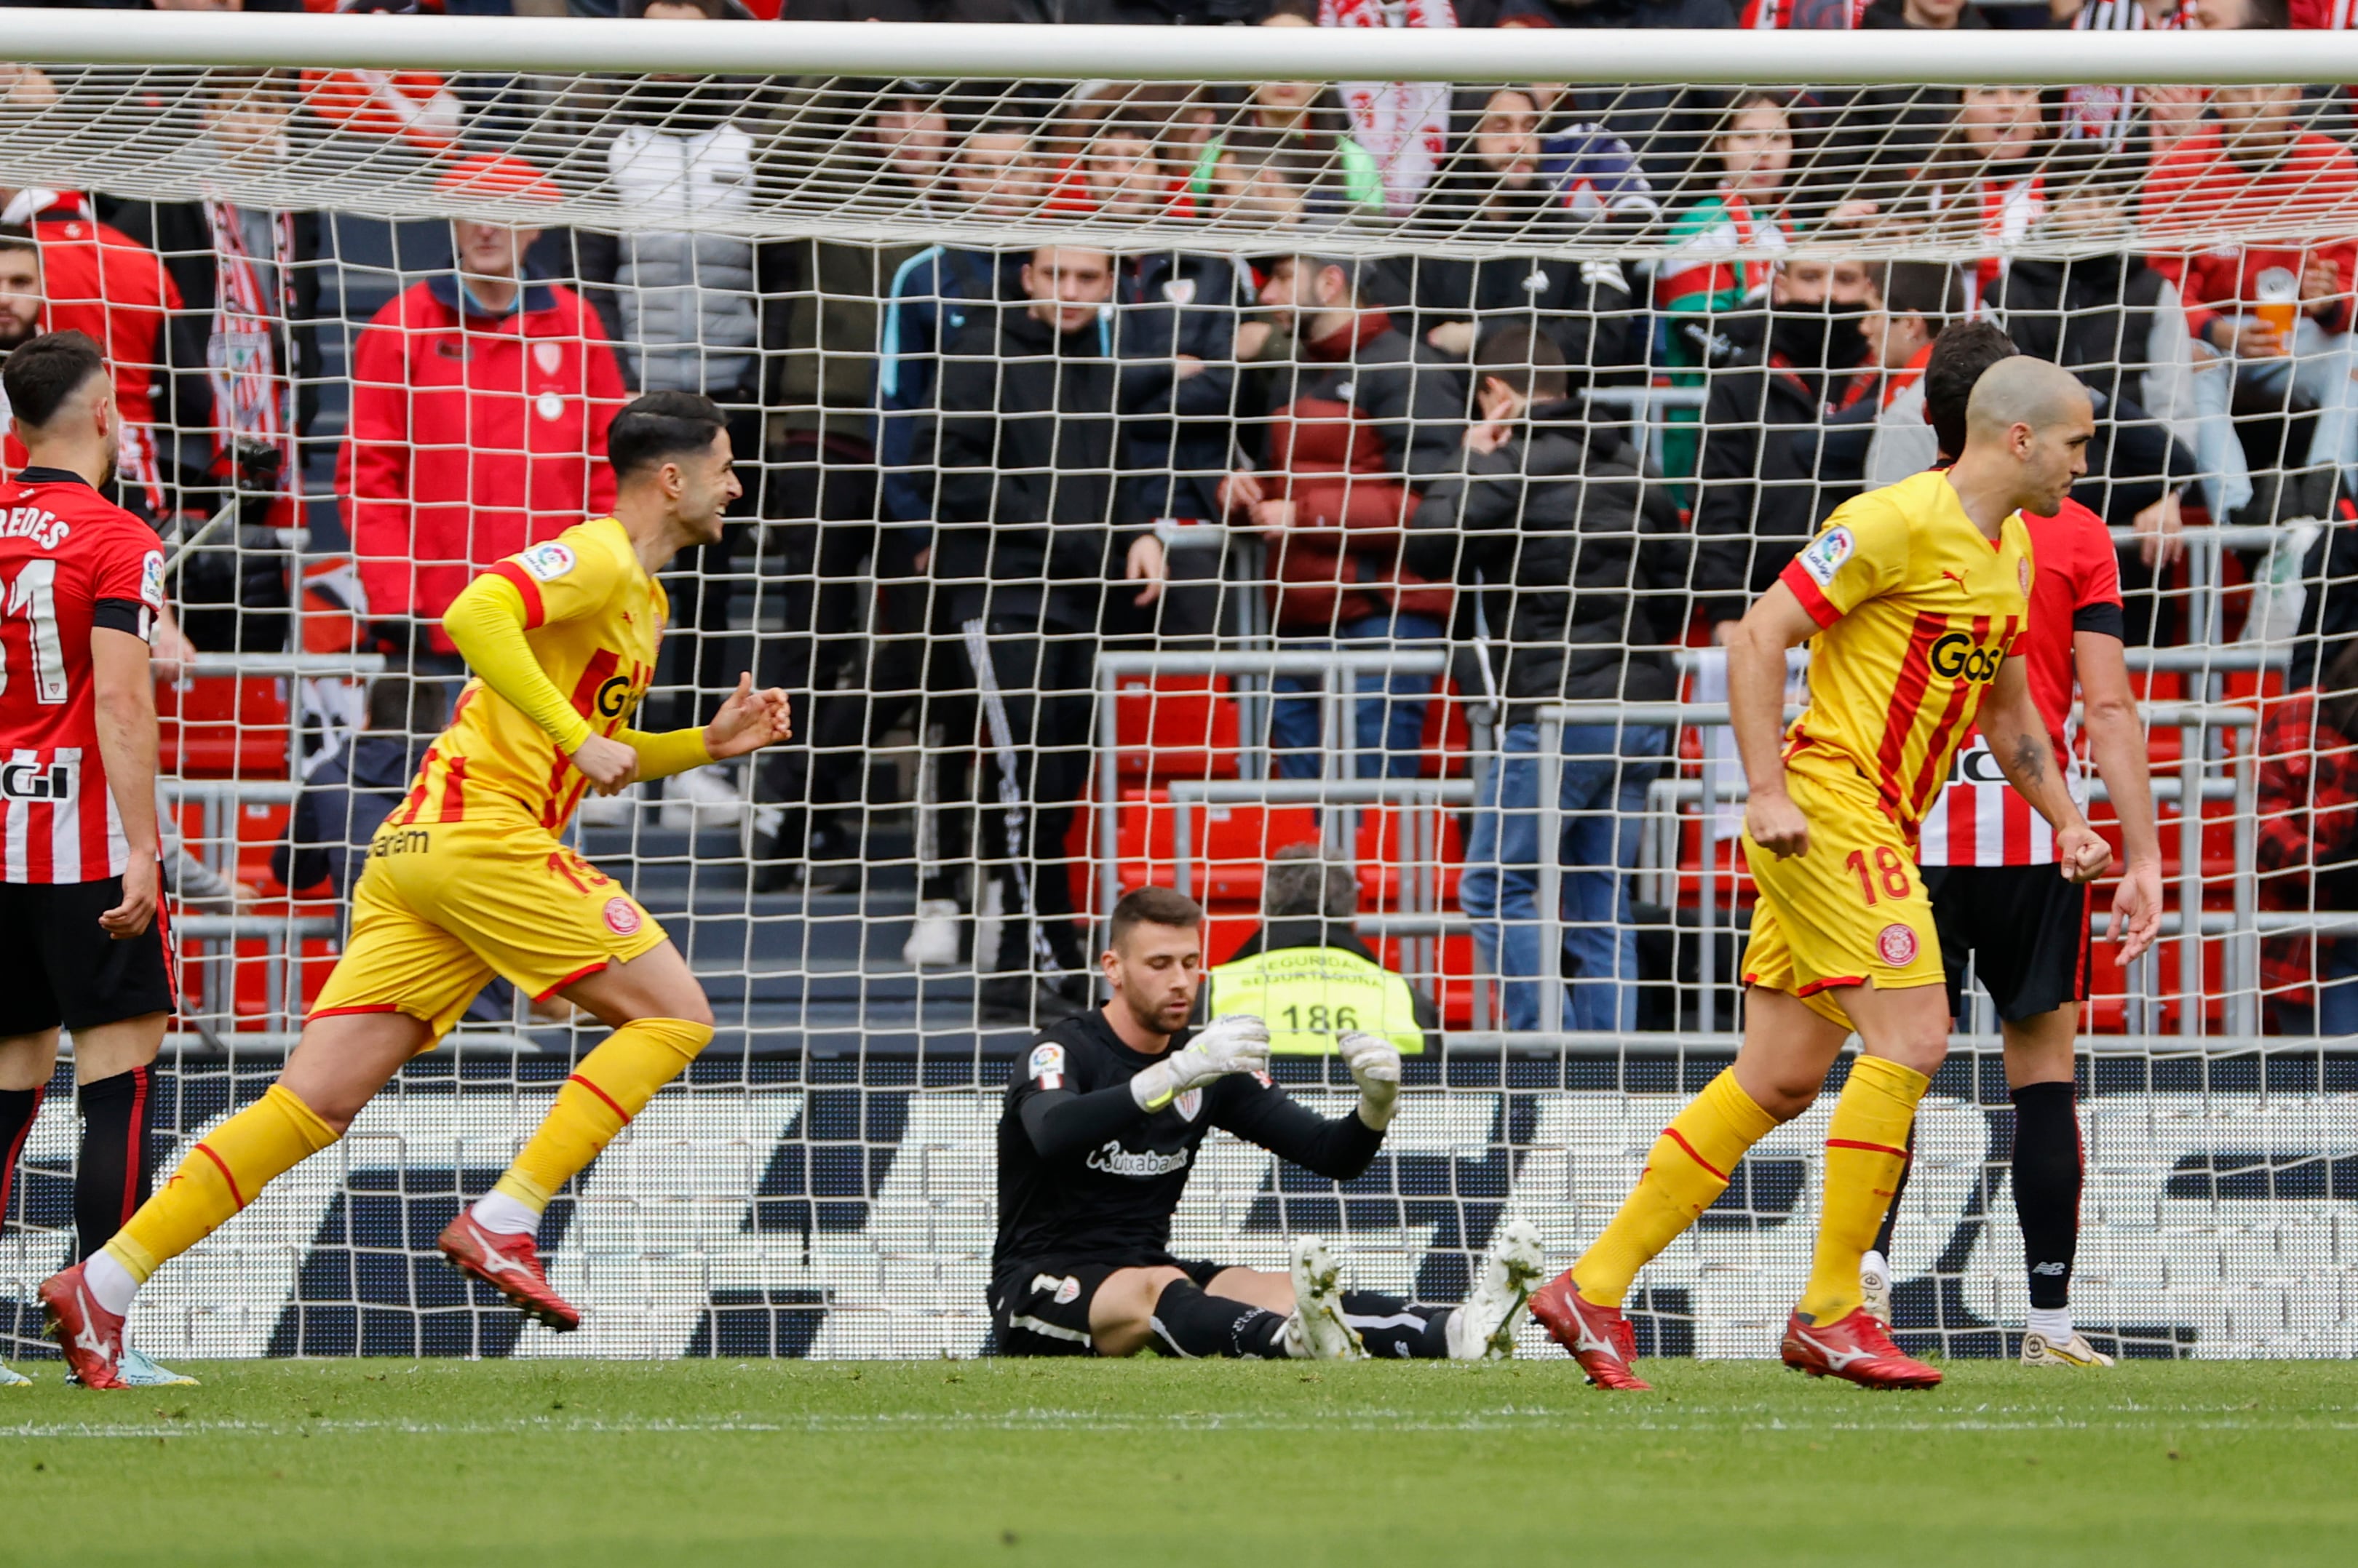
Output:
top-left (603, 897), bottom-right (643, 937)
top-left (1877, 923), bottom-right (1919, 966)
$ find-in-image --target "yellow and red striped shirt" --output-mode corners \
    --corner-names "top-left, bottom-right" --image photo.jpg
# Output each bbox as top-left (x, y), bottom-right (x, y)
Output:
top-left (392, 516), bottom-right (666, 832)
top-left (1777, 469), bottom-right (2033, 841)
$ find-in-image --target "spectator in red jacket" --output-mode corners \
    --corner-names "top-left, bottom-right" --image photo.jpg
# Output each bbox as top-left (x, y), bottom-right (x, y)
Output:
top-left (2140, 20), bottom-right (2358, 522)
top-left (1219, 252), bottom-right (1460, 781)
top-left (338, 155), bottom-right (626, 664)
top-left (0, 186), bottom-right (178, 518)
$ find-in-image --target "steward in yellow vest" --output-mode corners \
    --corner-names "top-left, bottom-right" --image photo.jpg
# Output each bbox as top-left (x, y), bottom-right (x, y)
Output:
top-left (1207, 917), bottom-right (1438, 1056)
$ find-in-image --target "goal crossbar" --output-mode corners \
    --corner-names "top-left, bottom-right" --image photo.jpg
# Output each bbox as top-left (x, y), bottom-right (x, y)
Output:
top-left (11, 13), bottom-right (2358, 87)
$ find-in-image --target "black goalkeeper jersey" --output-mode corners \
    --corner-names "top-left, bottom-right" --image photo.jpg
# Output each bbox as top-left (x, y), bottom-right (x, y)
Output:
top-left (991, 1008), bottom-right (1386, 1285)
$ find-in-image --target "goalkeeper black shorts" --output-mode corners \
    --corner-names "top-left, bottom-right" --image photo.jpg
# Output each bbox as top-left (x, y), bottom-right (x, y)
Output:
top-left (1924, 862), bottom-right (2091, 1024)
top-left (989, 1254), bottom-right (1226, 1357)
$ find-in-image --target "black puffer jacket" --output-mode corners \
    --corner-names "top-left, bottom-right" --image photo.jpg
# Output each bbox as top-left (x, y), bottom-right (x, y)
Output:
top-left (1690, 309), bottom-right (1861, 625)
top-left (1405, 405), bottom-right (1691, 721)
top-left (934, 303), bottom-right (1132, 628)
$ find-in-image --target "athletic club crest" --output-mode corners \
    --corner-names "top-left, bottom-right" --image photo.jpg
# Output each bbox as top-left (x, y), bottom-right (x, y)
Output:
top-left (1877, 923), bottom-right (1918, 966)
top-left (1173, 1088), bottom-right (1204, 1123)
top-left (533, 341), bottom-right (563, 374)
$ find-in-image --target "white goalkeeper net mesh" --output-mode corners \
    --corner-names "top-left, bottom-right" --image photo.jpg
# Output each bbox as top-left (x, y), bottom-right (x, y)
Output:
top-left (1, 39), bottom-right (2355, 1361)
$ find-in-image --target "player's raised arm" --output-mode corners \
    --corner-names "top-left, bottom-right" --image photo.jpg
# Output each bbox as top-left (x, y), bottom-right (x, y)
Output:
top-left (2076, 628), bottom-right (2164, 962)
top-left (1980, 656), bottom-right (2112, 887)
top-left (1723, 579), bottom-right (1825, 860)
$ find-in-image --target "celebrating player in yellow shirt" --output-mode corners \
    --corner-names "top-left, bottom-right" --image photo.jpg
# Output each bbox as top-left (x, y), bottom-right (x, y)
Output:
top-left (42, 391), bottom-right (792, 1388)
top-left (1530, 357), bottom-right (2113, 1392)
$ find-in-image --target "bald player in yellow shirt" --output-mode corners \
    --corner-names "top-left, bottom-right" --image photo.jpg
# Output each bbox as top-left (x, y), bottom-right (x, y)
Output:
top-left (1529, 357), bottom-right (2114, 1392)
top-left (43, 391), bottom-right (792, 1388)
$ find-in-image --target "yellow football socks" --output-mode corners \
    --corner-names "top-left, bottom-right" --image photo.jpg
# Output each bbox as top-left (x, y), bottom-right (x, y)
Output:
top-left (1573, 1068), bottom-right (1778, 1308)
top-left (105, 1083), bottom-right (340, 1284)
top-left (1796, 1053), bottom-right (1931, 1326)
top-left (491, 1017), bottom-right (713, 1212)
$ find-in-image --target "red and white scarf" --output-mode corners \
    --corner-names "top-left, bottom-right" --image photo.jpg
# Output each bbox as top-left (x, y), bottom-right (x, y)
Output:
top-left (1322, 0), bottom-right (1456, 216)
top-left (199, 196), bottom-right (298, 477)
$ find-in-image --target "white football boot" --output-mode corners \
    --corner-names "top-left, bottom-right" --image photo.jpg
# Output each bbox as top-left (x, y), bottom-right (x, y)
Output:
top-left (2020, 1329), bottom-right (2115, 1369)
top-left (0, 1364), bottom-right (31, 1388)
top-left (1447, 1218), bottom-right (1546, 1360)
top-left (1280, 1237), bottom-right (1365, 1361)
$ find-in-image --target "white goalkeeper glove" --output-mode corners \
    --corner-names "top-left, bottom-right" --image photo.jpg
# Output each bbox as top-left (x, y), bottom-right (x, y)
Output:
top-left (1337, 1030), bottom-right (1402, 1130)
top-left (1130, 1014), bottom-right (1271, 1112)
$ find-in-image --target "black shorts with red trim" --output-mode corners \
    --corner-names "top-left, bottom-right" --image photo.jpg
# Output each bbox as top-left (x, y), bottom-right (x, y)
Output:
top-left (0, 876), bottom-right (175, 1035)
top-left (989, 1254), bottom-right (1226, 1357)
top-left (1924, 861), bottom-right (2091, 1024)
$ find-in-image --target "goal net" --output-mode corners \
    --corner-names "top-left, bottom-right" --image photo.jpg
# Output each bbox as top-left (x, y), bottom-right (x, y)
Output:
top-left (1, 17), bottom-right (2354, 1362)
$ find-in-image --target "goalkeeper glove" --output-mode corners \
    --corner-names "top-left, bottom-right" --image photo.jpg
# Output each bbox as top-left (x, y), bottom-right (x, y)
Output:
top-left (1337, 1030), bottom-right (1402, 1130)
top-left (1130, 1014), bottom-right (1271, 1112)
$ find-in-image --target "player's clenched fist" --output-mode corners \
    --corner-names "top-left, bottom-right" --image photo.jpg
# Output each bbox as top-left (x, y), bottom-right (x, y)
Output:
top-left (1130, 1014), bottom-right (1270, 1112)
top-left (704, 672), bottom-right (794, 760)
top-left (569, 733), bottom-right (641, 795)
top-left (1336, 1030), bottom-right (1401, 1129)
top-left (1744, 789), bottom-right (1811, 860)
top-left (2057, 824), bottom-right (2113, 887)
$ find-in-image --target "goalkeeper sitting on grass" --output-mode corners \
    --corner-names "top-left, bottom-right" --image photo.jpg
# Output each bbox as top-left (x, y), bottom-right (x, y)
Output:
top-left (991, 885), bottom-right (1542, 1361)
top-left (44, 391), bottom-right (794, 1388)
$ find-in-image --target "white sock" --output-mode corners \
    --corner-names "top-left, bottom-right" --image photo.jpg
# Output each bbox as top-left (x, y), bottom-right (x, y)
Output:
top-left (1862, 1249), bottom-right (1890, 1282)
top-left (2027, 1307), bottom-right (2074, 1343)
top-left (83, 1249), bottom-right (140, 1317)
top-left (469, 1190), bottom-right (543, 1237)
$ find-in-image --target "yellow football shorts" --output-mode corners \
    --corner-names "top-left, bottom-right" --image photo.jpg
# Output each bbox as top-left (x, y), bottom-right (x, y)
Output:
top-left (1739, 768), bottom-right (1945, 1029)
top-left (307, 813), bottom-right (667, 1038)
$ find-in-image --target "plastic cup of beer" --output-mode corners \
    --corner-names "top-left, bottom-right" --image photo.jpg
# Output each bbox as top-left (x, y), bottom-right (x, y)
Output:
top-left (2255, 266), bottom-right (2301, 349)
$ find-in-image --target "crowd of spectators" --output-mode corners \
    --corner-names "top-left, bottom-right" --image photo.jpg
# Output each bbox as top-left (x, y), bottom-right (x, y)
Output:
top-left (9, 0), bottom-right (2358, 1031)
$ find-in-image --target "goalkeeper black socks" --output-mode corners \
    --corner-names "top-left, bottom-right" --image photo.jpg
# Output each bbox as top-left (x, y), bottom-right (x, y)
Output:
top-left (2009, 1081), bottom-right (2082, 1311)
top-left (76, 1067), bottom-right (154, 1262)
top-left (1148, 1280), bottom-right (1289, 1359)
top-left (0, 1085), bottom-right (39, 1225)
top-left (1340, 1291), bottom-right (1452, 1358)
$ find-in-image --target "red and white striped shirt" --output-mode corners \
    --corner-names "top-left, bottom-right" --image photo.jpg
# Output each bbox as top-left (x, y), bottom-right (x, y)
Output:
top-left (1917, 496), bottom-right (2123, 867)
top-left (0, 468), bottom-right (163, 883)
top-left (2062, 1), bottom-right (2188, 152)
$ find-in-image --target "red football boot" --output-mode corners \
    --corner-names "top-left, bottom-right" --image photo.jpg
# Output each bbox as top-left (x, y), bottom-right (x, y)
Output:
top-left (40, 1262), bottom-right (127, 1390)
top-left (1782, 1307), bottom-right (1942, 1390)
top-left (437, 1211), bottom-right (581, 1332)
top-left (1528, 1273), bottom-right (1651, 1390)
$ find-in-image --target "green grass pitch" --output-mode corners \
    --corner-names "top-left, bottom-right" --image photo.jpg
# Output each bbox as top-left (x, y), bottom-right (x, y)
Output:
top-left (4, 1357), bottom-right (2354, 1565)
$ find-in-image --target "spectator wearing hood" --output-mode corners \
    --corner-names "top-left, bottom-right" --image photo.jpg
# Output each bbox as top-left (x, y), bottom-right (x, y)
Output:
top-left (1481, 0), bottom-right (1739, 192)
top-left (1405, 326), bottom-right (1689, 1032)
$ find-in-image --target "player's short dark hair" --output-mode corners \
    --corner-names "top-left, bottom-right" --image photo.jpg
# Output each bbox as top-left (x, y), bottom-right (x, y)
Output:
top-left (365, 673), bottom-right (445, 737)
top-left (607, 390), bottom-right (729, 479)
top-left (1109, 885), bottom-right (1203, 950)
top-left (0, 223), bottom-right (35, 260)
top-left (1872, 261), bottom-right (1966, 333)
top-left (1474, 322), bottom-right (1569, 404)
top-left (1263, 843), bottom-right (1358, 920)
top-left (1924, 319), bottom-right (2019, 461)
top-left (2241, 0), bottom-right (2290, 28)
top-left (1, 331), bottom-right (108, 431)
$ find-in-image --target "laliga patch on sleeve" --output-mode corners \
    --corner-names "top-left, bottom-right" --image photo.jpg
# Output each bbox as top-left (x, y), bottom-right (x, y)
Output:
top-left (1029, 1043), bottom-right (1066, 1089)
top-left (140, 549), bottom-right (166, 608)
top-left (1797, 525), bottom-right (1854, 587)
top-left (520, 541), bottom-right (577, 582)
